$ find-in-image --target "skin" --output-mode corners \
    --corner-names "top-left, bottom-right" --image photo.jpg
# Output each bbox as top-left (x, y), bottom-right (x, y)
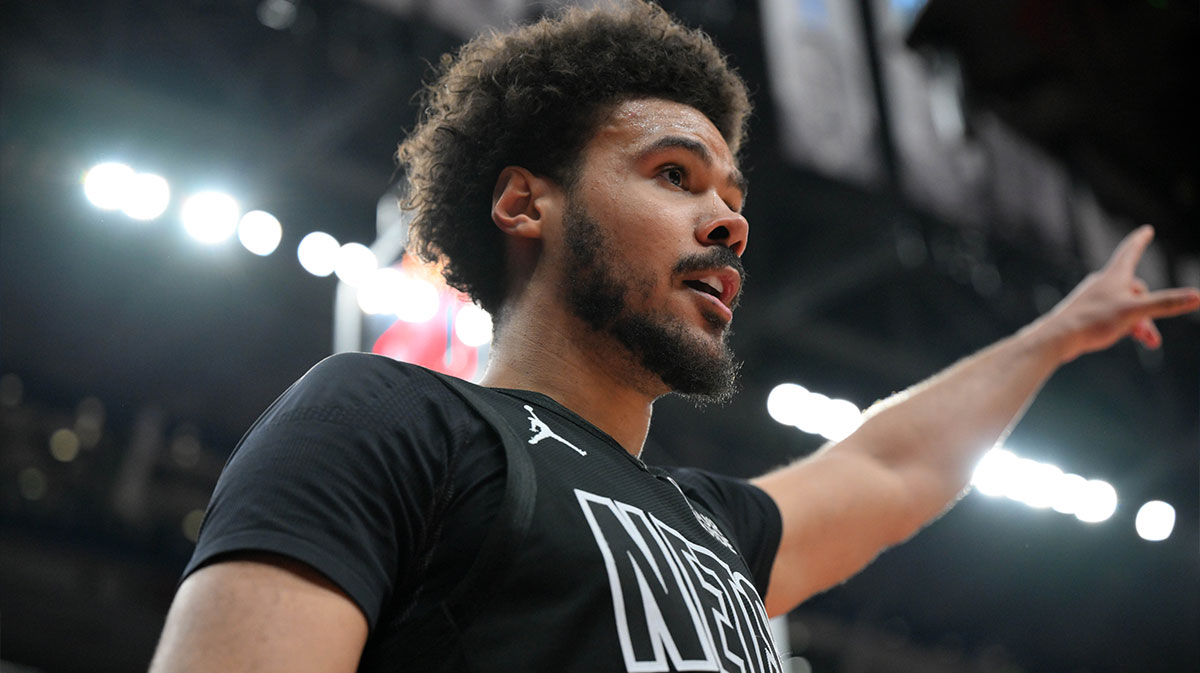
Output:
top-left (482, 99), bottom-right (750, 451)
top-left (149, 98), bottom-right (1200, 670)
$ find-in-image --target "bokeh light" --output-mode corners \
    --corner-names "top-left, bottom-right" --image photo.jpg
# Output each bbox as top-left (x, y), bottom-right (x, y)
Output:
top-left (182, 509), bottom-right (206, 542)
top-left (1135, 500), bottom-right (1174, 541)
top-left (767, 383), bottom-right (807, 426)
top-left (121, 172), bottom-right (171, 220)
top-left (83, 162), bottom-right (135, 210)
top-left (454, 304), bottom-right (493, 347)
top-left (766, 383), bottom-right (862, 441)
top-left (182, 191), bottom-right (240, 244)
top-left (971, 449), bottom-right (1117, 523)
top-left (18, 467), bottom-right (48, 501)
top-left (297, 231), bottom-right (339, 276)
top-left (334, 242), bottom-right (378, 287)
top-left (1074, 479), bottom-right (1118, 524)
top-left (49, 428), bottom-right (81, 462)
top-left (1050, 473), bottom-right (1088, 515)
top-left (237, 210), bottom-right (283, 256)
top-left (395, 276), bottom-right (441, 323)
top-left (0, 373), bottom-right (23, 407)
top-left (357, 267), bottom-right (404, 315)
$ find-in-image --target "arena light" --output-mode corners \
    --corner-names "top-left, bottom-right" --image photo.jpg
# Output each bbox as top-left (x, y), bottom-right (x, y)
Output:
top-left (334, 243), bottom-right (379, 287)
top-left (49, 428), bottom-right (81, 462)
top-left (395, 276), bottom-right (441, 323)
top-left (766, 383), bottom-right (863, 441)
top-left (181, 191), bottom-right (240, 244)
top-left (769, 381), bottom-right (1128, 528)
top-left (970, 448), bottom-right (1018, 498)
top-left (1134, 501), bottom-right (1175, 542)
top-left (1004, 458), bottom-right (1064, 509)
top-left (454, 304), bottom-right (493, 347)
top-left (1049, 473), bottom-right (1088, 515)
top-left (357, 267), bottom-right (405, 315)
top-left (297, 231), bottom-right (339, 276)
top-left (121, 172), bottom-right (171, 220)
top-left (971, 448), bottom-right (1118, 523)
top-left (357, 266), bottom-right (443, 322)
top-left (767, 383), bottom-right (807, 426)
top-left (257, 0), bottom-right (298, 30)
top-left (83, 162), bottom-right (135, 210)
top-left (1074, 479), bottom-right (1118, 523)
top-left (237, 210), bottom-right (282, 256)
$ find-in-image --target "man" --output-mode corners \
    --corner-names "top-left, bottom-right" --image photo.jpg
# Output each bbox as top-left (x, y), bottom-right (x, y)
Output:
top-left (149, 2), bottom-right (1200, 671)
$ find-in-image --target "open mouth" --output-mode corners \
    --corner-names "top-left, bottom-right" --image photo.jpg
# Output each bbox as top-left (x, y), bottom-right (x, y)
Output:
top-left (683, 278), bottom-right (723, 299)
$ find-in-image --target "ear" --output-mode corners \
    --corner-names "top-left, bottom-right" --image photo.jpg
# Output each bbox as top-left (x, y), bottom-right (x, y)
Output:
top-left (492, 166), bottom-right (559, 240)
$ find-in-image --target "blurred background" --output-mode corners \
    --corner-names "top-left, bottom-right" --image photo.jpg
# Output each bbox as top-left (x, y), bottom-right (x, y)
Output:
top-left (1, 0), bottom-right (1197, 671)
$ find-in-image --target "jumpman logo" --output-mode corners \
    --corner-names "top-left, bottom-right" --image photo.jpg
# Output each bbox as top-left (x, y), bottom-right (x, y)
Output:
top-left (523, 405), bottom-right (586, 456)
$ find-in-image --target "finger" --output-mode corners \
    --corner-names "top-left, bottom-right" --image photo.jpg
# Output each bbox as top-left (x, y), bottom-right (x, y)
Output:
top-left (1132, 318), bottom-right (1161, 349)
top-left (1131, 278), bottom-right (1148, 295)
top-left (1105, 224), bottom-right (1155, 275)
top-left (1130, 287), bottom-right (1200, 320)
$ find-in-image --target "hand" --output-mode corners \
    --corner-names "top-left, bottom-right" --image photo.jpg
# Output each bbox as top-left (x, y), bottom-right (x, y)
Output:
top-left (1041, 225), bottom-right (1200, 363)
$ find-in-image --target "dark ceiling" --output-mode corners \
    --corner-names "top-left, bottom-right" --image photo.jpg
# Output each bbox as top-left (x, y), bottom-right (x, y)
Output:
top-left (1, 1), bottom-right (1196, 672)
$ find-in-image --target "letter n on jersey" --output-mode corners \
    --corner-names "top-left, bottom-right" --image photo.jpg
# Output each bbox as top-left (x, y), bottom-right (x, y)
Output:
top-left (575, 489), bottom-right (782, 673)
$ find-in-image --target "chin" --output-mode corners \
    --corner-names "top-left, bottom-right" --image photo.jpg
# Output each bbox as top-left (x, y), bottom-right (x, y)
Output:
top-left (615, 311), bottom-right (741, 405)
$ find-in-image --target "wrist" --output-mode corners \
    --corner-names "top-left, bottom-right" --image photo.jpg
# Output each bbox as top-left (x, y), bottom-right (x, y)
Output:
top-left (1016, 315), bottom-right (1077, 367)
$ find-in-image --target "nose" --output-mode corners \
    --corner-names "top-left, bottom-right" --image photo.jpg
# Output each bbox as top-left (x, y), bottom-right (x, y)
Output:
top-left (695, 210), bottom-right (749, 257)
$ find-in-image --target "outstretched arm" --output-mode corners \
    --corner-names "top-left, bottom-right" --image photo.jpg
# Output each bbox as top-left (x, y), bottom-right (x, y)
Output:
top-left (753, 225), bottom-right (1200, 617)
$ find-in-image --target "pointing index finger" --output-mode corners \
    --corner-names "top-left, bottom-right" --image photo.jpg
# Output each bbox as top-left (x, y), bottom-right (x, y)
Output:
top-left (1106, 224), bottom-right (1155, 275)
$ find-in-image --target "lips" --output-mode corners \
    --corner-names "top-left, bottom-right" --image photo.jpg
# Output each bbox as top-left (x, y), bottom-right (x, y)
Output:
top-left (681, 267), bottom-right (741, 311)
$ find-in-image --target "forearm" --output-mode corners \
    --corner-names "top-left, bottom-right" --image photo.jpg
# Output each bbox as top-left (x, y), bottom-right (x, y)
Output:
top-left (834, 317), bottom-right (1068, 532)
top-left (757, 227), bottom-right (1198, 611)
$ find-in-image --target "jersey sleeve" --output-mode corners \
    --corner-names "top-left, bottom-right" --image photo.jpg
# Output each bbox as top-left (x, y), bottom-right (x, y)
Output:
top-left (182, 353), bottom-right (468, 630)
top-left (658, 467), bottom-right (782, 596)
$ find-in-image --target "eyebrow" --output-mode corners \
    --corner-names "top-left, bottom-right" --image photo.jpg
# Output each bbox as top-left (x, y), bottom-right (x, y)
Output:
top-left (639, 135), bottom-right (749, 204)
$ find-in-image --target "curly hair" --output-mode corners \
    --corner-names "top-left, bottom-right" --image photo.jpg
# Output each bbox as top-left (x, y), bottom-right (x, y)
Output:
top-left (397, 0), bottom-right (751, 317)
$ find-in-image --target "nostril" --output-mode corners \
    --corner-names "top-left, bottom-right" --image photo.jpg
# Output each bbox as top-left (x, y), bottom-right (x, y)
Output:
top-left (709, 225), bottom-right (729, 241)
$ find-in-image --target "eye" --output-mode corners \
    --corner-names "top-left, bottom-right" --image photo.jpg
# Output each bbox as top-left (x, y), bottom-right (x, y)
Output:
top-left (662, 166), bottom-right (686, 188)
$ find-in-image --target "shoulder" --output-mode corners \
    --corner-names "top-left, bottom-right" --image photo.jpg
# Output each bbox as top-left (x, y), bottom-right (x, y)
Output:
top-left (260, 353), bottom-right (473, 430)
top-left (656, 465), bottom-right (783, 593)
top-left (292, 352), bottom-right (442, 402)
top-left (655, 466), bottom-right (781, 548)
top-left (655, 466), bottom-right (764, 509)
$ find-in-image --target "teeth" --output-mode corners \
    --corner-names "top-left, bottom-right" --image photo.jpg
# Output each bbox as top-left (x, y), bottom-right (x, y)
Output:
top-left (701, 276), bottom-right (724, 296)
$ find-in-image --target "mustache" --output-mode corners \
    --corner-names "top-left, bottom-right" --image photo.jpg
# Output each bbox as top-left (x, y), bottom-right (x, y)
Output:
top-left (673, 247), bottom-right (747, 308)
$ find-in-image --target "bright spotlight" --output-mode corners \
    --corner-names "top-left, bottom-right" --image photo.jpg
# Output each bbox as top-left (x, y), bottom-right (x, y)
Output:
top-left (767, 383), bottom-right (807, 426)
top-left (357, 267), bottom-right (404, 315)
top-left (1075, 479), bottom-right (1118, 523)
top-left (1135, 501), bottom-right (1175, 542)
top-left (1021, 461), bottom-right (1064, 509)
top-left (238, 210), bottom-right (282, 256)
top-left (1050, 473), bottom-right (1088, 515)
top-left (971, 448), bottom-right (1018, 497)
top-left (83, 162), bottom-right (135, 210)
top-left (395, 276), bottom-right (441, 323)
top-left (297, 231), bottom-right (339, 276)
top-left (455, 304), bottom-right (493, 347)
top-left (121, 172), bottom-right (171, 220)
top-left (792, 391), bottom-right (831, 436)
top-left (334, 243), bottom-right (378, 287)
top-left (182, 191), bottom-right (240, 244)
top-left (820, 398), bottom-right (862, 441)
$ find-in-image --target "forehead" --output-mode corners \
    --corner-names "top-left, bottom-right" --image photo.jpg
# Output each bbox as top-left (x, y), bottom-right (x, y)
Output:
top-left (586, 98), bottom-right (736, 167)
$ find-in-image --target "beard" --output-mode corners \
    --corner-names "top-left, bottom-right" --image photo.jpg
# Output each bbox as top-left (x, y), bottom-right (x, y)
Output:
top-left (561, 197), bottom-right (743, 405)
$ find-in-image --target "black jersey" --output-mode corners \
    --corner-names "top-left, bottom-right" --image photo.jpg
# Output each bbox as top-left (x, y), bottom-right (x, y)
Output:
top-left (185, 353), bottom-right (784, 672)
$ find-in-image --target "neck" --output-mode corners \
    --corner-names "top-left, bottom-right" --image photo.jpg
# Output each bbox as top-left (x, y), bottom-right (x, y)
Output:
top-left (479, 297), bottom-right (660, 457)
